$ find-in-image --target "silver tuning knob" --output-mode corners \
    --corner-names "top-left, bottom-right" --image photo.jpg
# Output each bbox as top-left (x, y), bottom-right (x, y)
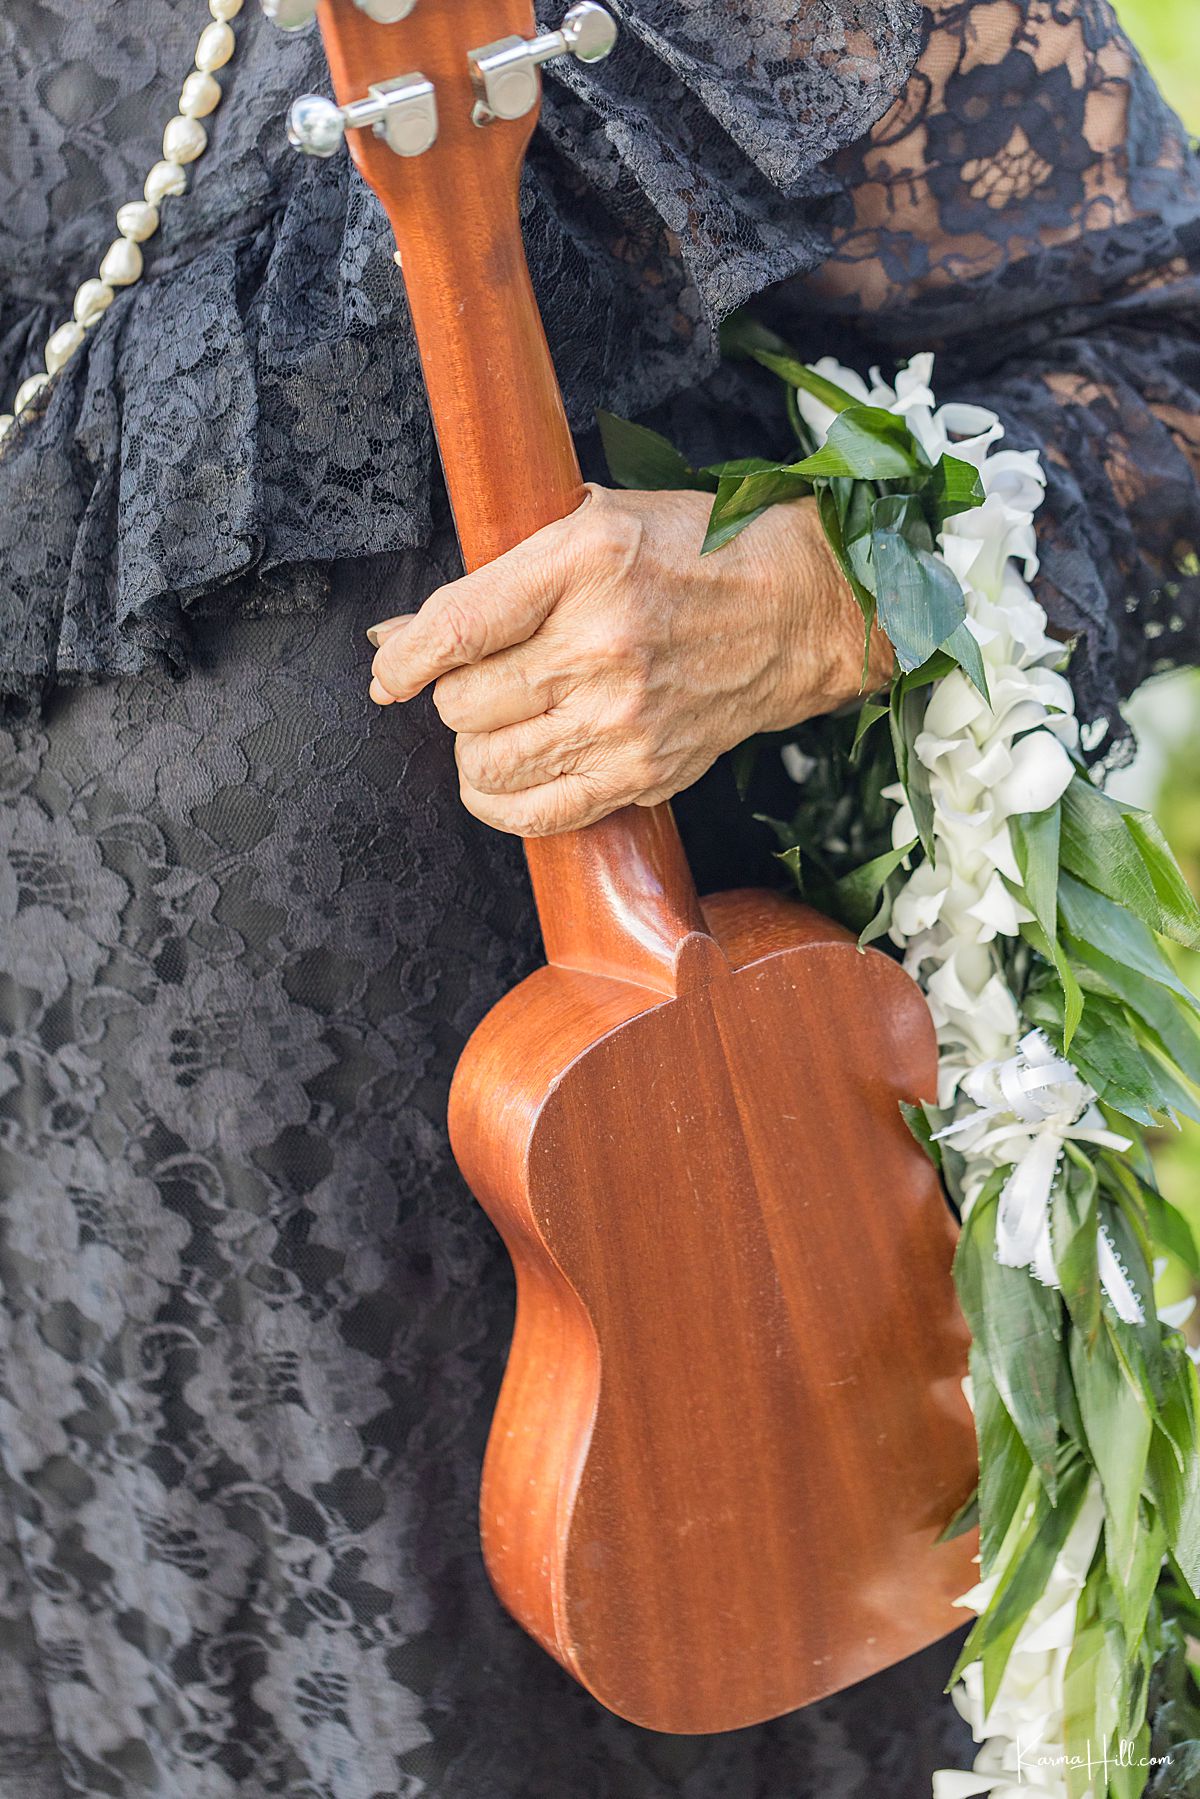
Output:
top-left (288, 73), bottom-right (438, 158)
top-left (468, 3), bottom-right (618, 125)
top-left (264, 0), bottom-right (414, 23)
top-left (353, 0), bottom-right (416, 19)
top-left (262, 0), bottom-right (317, 27)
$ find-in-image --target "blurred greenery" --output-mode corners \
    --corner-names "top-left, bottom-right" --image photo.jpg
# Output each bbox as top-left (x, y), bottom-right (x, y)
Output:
top-left (1104, 4), bottom-right (1200, 1301)
top-left (1115, 0), bottom-right (1200, 133)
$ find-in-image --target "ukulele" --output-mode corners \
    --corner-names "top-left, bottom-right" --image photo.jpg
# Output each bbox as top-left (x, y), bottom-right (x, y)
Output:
top-left (277, 0), bottom-right (979, 1733)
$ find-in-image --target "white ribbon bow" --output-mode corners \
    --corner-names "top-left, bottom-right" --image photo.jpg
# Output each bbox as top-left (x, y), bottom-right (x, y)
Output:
top-left (935, 1031), bottom-right (1142, 1324)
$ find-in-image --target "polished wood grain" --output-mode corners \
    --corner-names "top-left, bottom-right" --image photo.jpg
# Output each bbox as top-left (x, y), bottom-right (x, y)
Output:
top-left (450, 893), bottom-right (978, 1730)
top-left (313, 0), bottom-right (979, 1731)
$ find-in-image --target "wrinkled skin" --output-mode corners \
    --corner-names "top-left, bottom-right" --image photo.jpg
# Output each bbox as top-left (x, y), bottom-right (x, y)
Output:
top-left (369, 486), bottom-right (891, 836)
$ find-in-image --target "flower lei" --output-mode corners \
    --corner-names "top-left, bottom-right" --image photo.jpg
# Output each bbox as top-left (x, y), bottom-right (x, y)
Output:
top-left (601, 330), bottom-right (1200, 1797)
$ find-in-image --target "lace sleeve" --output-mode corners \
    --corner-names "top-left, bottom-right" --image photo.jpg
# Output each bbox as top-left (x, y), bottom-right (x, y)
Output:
top-left (774, 0), bottom-right (1200, 763)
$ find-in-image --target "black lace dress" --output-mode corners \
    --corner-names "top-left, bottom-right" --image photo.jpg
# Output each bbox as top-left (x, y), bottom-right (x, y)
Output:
top-left (0, 4), bottom-right (1198, 1796)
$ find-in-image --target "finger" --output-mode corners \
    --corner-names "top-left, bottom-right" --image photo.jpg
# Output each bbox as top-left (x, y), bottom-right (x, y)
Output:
top-left (433, 639), bottom-right (562, 733)
top-left (372, 516), bottom-right (580, 702)
top-left (365, 613), bottom-right (415, 649)
top-left (458, 769), bottom-right (617, 838)
top-left (370, 676), bottom-right (397, 707)
top-left (455, 707), bottom-right (596, 795)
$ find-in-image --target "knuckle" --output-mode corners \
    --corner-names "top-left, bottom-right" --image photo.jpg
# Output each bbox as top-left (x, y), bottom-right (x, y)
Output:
top-left (579, 491), bottom-right (644, 571)
top-left (457, 733), bottom-right (508, 794)
top-left (433, 671), bottom-right (466, 728)
top-left (433, 594), bottom-right (486, 666)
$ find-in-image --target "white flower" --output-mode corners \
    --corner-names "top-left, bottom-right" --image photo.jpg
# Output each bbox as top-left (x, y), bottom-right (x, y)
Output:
top-left (797, 354), bottom-right (1133, 1799)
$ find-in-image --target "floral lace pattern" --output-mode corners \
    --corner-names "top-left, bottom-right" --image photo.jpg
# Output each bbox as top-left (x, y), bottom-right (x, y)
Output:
top-left (782, 0), bottom-right (1200, 759)
top-left (2, 1), bottom-right (1200, 1794)
top-left (0, 566), bottom-right (974, 1797)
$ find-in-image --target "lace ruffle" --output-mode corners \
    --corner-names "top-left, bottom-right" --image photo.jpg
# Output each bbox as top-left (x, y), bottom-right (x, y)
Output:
top-left (0, 0), bottom-right (921, 707)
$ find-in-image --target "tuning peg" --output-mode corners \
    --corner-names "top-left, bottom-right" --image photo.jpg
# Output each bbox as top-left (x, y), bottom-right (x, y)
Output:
top-left (556, 1), bottom-right (619, 62)
top-left (261, 0), bottom-right (318, 29)
top-left (468, 4), bottom-right (617, 125)
top-left (287, 92), bottom-right (347, 156)
top-left (352, 0), bottom-right (416, 18)
top-left (288, 72), bottom-right (437, 158)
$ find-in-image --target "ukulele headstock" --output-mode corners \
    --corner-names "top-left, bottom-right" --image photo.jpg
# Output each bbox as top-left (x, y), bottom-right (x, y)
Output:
top-left (265, 0), bottom-right (616, 252)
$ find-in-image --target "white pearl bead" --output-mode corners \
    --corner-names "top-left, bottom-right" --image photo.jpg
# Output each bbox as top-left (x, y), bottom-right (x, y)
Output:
top-left (163, 115), bottom-right (208, 164)
top-left (74, 279), bottom-right (115, 326)
top-left (209, 0), bottom-right (243, 16)
top-left (116, 200), bottom-right (160, 242)
top-left (145, 160), bottom-right (188, 204)
top-left (179, 71), bottom-right (221, 119)
top-left (14, 373), bottom-right (50, 414)
top-left (45, 321), bottom-right (86, 374)
top-left (0, 413), bottom-right (13, 443)
top-left (99, 237), bottom-right (144, 287)
top-left (195, 20), bottom-right (235, 71)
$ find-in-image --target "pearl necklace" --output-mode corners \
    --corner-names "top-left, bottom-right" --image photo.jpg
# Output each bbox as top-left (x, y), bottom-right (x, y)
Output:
top-left (0, 0), bottom-right (245, 447)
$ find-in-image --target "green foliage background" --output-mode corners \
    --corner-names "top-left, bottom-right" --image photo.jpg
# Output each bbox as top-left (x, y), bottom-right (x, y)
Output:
top-left (1116, 0), bottom-right (1200, 135)
top-left (1114, 0), bottom-right (1200, 1299)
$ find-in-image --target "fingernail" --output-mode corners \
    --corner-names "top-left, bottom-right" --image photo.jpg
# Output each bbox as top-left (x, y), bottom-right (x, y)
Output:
top-left (366, 625), bottom-right (384, 648)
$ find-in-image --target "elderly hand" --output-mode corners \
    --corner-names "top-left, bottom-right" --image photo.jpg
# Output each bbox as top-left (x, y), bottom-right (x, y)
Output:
top-left (368, 485), bottom-right (891, 837)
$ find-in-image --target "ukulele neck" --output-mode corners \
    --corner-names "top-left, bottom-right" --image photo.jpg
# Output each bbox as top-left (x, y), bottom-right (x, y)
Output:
top-left (315, 0), bottom-right (708, 994)
top-left (352, 110), bottom-right (705, 992)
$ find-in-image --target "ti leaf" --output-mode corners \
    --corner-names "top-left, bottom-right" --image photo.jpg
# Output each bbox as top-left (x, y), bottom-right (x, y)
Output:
top-left (923, 453), bottom-right (987, 531)
top-left (1070, 1318), bottom-right (1152, 1589)
top-left (1012, 803), bottom-right (1083, 1051)
top-left (1058, 874), bottom-right (1200, 1014)
top-left (1061, 773), bottom-right (1200, 952)
top-left (973, 1347), bottom-right (1036, 1574)
top-left (701, 465), bottom-right (812, 554)
top-left (1147, 1343), bottom-right (1200, 1595)
top-left (871, 494), bottom-right (967, 673)
top-left (1052, 1147), bottom-right (1101, 1347)
top-left (955, 1192), bottom-right (1065, 1498)
top-left (791, 407), bottom-right (924, 481)
top-left (833, 838), bottom-right (916, 933)
top-left (596, 410), bottom-right (716, 493)
top-left (718, 313), bottom-right (863, 413)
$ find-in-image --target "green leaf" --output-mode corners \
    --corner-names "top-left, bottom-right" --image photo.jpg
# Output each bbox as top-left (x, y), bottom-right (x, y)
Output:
top-left (1071, 1319), bottom-right (1152, 1587)
top-left (1070, 942), bottom-right (1200, 1090)
top-left (890, 680), bottom-right (936, 860)
top-left (955, 1193), bottom-right (1065, 1496)
top-left (1107, 1159), bottom-right (1200, 1278)
top-left (938, 618), bottom-right (991, 702)
top-left (900, 1099), bottom-right (943, 1171)
top-left (1147, 1344), bottom-right (1200, 1594)
top-left (702, 466), bottom-right (812, 554)
top-left (1012, 804), bottom-right (1084, 1051)
top-left (1063, 1575), bottom-right (1111, 1799)
top-left (790, 407), bottom-right (923, 481)
top-left (1052, 1148), bottom-right (1101, 1346)
top-left (937, 1487), bottom-right (980, 1543)
top-left (923, 452), bottom-right (987, 531)
top-left (774, 844), bottom-right (804, 895)
top-left (850, 698), bottom-right (888, 759)
top-left (956, 1464), bottom-right (1090, 1710)
top-left (718, 314), bottom-right (864, 414)
top-left (834, 838), bottom-right (917, 932)
top-left (1019, 981), bottom-right (1170, 1128)
top-left (595, 411), bottom-right (715, 492)
top-left (1121, 1502), bottom-right (1167, 1654)
top-left (871, 496), bottom-right (967, 673)
top-left (1061, 774), bottom-right (1200, 952)
top-left (1058, 874), bottom-right (1200, 1013)
top-left (973, 1347), bottom-right (1035, 1573)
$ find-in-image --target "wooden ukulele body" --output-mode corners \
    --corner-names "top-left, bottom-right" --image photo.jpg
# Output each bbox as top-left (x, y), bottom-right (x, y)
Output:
top-left (451, 870), bottom-right (977, 1732)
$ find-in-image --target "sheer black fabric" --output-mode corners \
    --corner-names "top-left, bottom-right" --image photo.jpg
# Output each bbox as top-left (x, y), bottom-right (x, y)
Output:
top-left (2, 3), bottom-right (1200, 1796)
